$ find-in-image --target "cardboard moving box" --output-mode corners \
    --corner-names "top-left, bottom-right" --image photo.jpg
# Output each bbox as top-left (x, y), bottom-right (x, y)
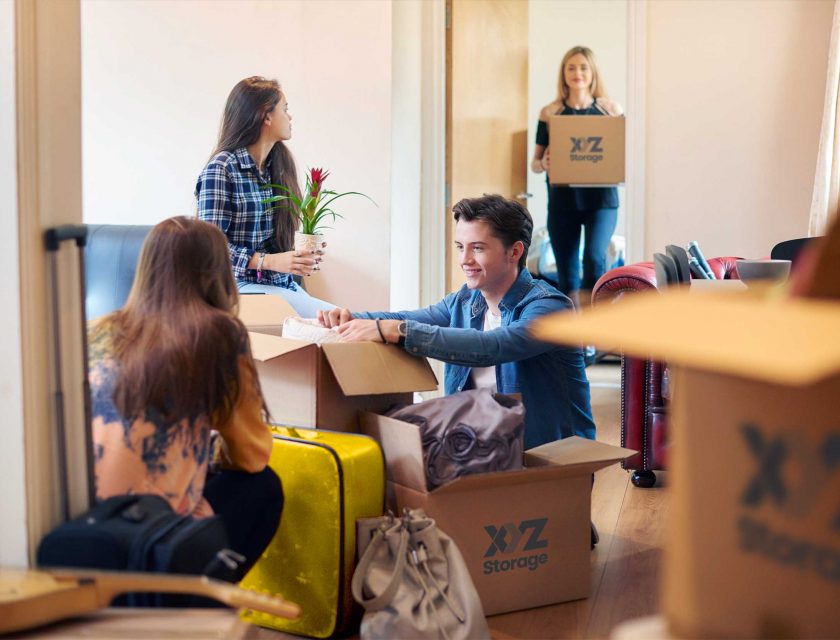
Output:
top-left (548, 115), bottom-right (625, 185)
top-left (238, 293), bottom-right (297, 337)
top-left (532, 289), bottom-right (840, 639)
top-left (250, 333), bottom-right (438, 432)
top-left (360, 412), bottom-right (634, 615)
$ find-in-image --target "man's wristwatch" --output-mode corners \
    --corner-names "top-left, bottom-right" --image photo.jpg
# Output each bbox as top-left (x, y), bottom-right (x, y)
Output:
top-left (397, 321), bottom-right (407, 347)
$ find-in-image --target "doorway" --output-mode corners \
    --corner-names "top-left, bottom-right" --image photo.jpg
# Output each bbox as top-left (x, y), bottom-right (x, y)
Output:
top-left (445, 0), bottom-right (529, 292)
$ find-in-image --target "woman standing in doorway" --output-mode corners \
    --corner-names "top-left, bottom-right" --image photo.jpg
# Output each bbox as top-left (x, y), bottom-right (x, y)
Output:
top-left (196, 76), bottom-right (334, 317)
top-left (531, 46), bottom-right (622, 302)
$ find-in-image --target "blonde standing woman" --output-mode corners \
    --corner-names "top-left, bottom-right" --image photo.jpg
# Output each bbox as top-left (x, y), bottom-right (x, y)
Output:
top-left (531, 46), bottom-right (623, 301)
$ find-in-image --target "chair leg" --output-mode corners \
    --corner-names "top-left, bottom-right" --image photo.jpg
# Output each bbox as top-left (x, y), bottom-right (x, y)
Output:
top-left (631, 470), bottom-right (656, 488)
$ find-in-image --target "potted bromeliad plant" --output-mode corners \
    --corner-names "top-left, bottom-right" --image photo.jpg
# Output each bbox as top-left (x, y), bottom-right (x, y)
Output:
top-left (263, 167), bottom-right (373, 254)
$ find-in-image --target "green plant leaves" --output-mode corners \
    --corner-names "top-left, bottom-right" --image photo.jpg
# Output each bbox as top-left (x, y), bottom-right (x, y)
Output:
top-left (261, 176), bottom-right (376, 235)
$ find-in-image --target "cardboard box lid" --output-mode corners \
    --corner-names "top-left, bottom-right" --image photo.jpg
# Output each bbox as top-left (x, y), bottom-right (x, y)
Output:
top-left (248, 331), bottom-right (314, 361)
top-left (248, 334), bottom-right (439, 395)
top-left (321, 342), bottom-right (438, 396)
top-left (523, 436), bottom-right (636, 471)
top-left (532, 288), bottom-right (840, 385)
top-left (360, 412), bottom-right (635, 494)
top-left (238, 294), bottom-right (297, 329)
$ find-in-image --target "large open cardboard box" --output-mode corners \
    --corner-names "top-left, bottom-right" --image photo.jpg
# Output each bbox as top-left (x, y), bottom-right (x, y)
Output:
top-left (250, 333), bottom-right (438, 432)
top-left (238, 293), bottom-right (439, 432)
top-left (360, 412), bottom-right (634, 615)
top-left (532, 289), bottom-right (840, 639)
top-left (548, 115), bottom-right (625, 185)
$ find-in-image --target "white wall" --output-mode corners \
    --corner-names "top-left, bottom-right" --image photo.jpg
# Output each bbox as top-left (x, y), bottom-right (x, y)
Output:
top-left (527, 0), bottom-right (627, 235)
top-left (82, 0), bottom-right (393, 310)
top-left (0, 0), bottom-right (28, 567)
top-left (646, 0), bottom-right (834, 259)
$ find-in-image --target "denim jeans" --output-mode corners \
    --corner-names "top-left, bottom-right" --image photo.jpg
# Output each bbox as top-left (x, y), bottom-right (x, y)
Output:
top-left (237, 281), bottom-right (335, 318)
top-left (547, 207), bottom-right (618, 295)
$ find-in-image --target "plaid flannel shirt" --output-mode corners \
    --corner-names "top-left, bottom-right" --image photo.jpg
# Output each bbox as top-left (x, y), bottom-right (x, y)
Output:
top-left (196, 148), bottom-right (294, 288)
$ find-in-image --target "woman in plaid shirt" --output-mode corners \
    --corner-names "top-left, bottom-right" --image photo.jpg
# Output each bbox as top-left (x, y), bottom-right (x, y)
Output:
top-left (196, 76), bottom-right (335, 317)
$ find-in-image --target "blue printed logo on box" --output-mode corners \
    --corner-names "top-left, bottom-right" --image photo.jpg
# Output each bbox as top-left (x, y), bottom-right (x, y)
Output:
top-left (482, 518), bottom-right (549, 575)
top-left (569, 136), bottom-right (604, 164)
top-left (738, 423), bottom-right (840, 583)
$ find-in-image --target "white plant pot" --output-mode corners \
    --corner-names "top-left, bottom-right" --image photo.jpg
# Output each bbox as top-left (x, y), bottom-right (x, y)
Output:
top-left (294, 231), bottom-right (325, 255)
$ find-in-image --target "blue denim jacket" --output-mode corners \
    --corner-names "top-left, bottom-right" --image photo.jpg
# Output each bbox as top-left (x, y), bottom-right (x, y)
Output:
top-left (358, 269), bottom-right (595, 449)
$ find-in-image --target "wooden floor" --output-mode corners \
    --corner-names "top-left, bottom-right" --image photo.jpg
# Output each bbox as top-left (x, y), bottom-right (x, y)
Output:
top-left (486, 362), bottom-right (669, 639)
top-left (23, 362), bottom-right (669, 640)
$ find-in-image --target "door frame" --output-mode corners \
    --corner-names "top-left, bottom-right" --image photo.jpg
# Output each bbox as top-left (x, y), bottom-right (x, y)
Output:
top-left (625, 0), bottom-right (647, 264)
top-left (430, 0), bottom-right (647, 284)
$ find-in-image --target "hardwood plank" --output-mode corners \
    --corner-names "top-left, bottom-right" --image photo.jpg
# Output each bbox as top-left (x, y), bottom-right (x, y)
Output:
top-left (585, 474), bottom-right (669, 639)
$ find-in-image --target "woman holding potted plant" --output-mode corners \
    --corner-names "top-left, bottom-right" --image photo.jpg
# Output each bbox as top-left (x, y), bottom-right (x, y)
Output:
top-left (196, 76), bottom-right (334, 317)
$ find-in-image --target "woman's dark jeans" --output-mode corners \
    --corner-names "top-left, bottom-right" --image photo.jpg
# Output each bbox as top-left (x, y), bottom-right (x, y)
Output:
top-left (547, 207), bottom-right (618, 296)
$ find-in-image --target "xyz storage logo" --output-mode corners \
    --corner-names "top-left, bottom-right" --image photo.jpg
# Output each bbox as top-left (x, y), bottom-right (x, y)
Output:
top-left (738, 423), bottom-right (840, 584)
top-left (483, 518), bottom-right (549, 575)
top-left (569, 136), bottom-right (604, 164)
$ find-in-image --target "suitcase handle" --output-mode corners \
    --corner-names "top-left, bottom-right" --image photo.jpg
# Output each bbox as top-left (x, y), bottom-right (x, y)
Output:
top-left (45, 224), bottom-right (95, 518)
top-left (45, 225), bottom-right (88, 251)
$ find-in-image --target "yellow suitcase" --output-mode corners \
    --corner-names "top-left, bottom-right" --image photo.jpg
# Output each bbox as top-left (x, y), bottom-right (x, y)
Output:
top-left (240, 426), bottom-right (385, 637)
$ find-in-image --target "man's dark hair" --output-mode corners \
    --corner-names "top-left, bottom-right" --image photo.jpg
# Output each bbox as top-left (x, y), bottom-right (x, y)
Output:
top-left (452, 195), bottom-right (533, 269)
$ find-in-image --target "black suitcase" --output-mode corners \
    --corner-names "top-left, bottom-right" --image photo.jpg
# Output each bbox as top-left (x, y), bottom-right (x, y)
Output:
top-left (37, 226), bottom-right (239, 606)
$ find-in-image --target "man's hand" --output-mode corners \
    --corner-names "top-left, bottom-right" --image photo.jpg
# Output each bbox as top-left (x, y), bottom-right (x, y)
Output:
top-left (317, 307), bottom-right (353, 328)
top-left (337, 319), bottom-right (402, 344)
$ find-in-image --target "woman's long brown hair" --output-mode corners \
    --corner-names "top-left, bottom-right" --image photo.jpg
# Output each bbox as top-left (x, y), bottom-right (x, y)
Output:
top-left (212, 76), bottom-right (300, 252)
top-left (103, 217), bottom-right (267, 426)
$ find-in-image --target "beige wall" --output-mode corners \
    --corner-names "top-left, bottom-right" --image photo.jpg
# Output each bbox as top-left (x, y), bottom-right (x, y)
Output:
top-left (82, 0), bottom-right (392, 310)
top-left (646, 0), bottom-right (834, 260)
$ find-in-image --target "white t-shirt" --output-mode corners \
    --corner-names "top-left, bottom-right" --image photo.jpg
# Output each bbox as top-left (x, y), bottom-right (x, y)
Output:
top-left (469, 310), bottom-right (502, 391)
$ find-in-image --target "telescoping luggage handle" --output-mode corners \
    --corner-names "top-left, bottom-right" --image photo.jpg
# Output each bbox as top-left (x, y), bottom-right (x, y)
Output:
top-left (44, 224), bottom-right (95, 520)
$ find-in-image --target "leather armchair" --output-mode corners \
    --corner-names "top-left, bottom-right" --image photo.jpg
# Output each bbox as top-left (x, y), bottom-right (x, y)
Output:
top-left (591, 256), bottom-right (740, 487)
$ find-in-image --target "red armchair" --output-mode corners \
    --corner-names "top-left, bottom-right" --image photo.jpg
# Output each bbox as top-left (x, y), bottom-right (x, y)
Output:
top-left (591, 256), bottom-right (741, 487)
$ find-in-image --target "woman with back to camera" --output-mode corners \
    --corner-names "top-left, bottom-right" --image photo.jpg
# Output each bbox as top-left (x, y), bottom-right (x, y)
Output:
top-left (196, 76), bottom-right (334, 317)
top-left (89, 217), bottom-right (282, 580)
top-left (531, 46), bottom-right (622, 304)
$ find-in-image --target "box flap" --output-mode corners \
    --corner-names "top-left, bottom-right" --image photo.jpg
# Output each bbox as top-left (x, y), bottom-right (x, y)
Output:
top-left (429, 461), bottom-right (608, 495)
top-left (359, 412), bottom-right (427, 491)
top-left (248, 331), bottom-right (313, 362)
top-left (523, 436), bottom-right (636, 472)
top-left (321, 342), bottom-right (439, 396)
top-left (238, 294), bottom-right (297, 331)
top-left (532, 289), bottom-right (840, 385)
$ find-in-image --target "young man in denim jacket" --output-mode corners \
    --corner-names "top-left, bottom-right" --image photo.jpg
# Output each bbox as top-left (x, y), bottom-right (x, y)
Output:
top-left (318, 194), bottom-right (595, 450)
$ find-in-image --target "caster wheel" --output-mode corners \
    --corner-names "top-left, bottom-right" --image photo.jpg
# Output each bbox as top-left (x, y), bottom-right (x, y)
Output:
top-left (631, 470), bottom-right (656, 488)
